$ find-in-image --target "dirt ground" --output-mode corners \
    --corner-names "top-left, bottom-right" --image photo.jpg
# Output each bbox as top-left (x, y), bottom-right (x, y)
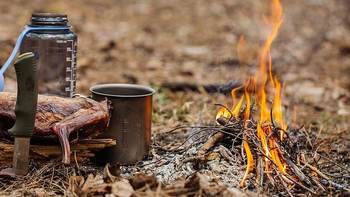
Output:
top-left (0, 0), bottom-right (349, 196)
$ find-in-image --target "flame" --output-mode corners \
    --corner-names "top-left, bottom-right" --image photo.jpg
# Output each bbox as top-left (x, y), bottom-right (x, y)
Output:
top-left (256, 0), bottom-right (283, 86)
top-left (216, 107), bottom-right (231, 120)
top-left (269, 139), bottom-right (287, 173)
top-left (255, 0), bottom-right (286, 175)
top-left (272, 77), bottom-right (287, 139)
top-left (257, 124), bottom-right (270, 159)
top-left (243, 77), bottom-right (255, 122)
top-left (231, 87), bottom-right (243, 119)
top-left (230, 87), bottom-right (239, 105)
top-left (268, 52), bottom-right (275, 87)
top-left (233, 96), bottom-right (244, 119)
top-left (256, 0), bottom-right (282, 124)
top-left (215, 0), bottom-right (289, 185)
top-left (244, 90), bottom-right (251, 121)
top-left (216, 87), bottom-right (243, 121)
top-left (240, 136), bottom-right (254, 187)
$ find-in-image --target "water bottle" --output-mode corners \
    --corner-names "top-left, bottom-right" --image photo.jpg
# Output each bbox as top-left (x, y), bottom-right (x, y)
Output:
top-left (20, 13), bottom-right (77, 97)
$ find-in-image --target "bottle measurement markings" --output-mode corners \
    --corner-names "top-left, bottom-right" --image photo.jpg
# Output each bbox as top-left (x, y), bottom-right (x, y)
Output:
top-left (64, 40), bottom-right (76, 97)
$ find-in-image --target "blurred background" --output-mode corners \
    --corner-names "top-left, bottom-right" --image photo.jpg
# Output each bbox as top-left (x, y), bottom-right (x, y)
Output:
top-left (0, 0), bottom-right (349, 131)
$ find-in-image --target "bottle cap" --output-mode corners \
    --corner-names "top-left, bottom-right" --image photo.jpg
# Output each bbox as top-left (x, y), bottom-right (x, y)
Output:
top-left (31, 13), bottom-right (68, 26)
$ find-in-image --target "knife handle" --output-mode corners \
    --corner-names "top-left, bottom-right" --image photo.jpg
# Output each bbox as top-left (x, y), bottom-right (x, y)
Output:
top-left (9, 52), bottom-right (38, 138)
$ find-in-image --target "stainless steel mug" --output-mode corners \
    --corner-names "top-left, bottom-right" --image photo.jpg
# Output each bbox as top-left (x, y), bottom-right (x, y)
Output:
top-left (90, 84), bottom-right (155, 165)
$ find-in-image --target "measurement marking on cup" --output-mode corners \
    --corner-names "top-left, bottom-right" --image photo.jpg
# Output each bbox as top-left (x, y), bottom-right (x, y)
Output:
top-left (121, 119), bottom-right (128, 147)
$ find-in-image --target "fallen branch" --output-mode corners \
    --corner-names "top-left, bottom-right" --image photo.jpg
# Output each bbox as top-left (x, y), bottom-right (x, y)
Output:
top-left (161, 80), bottom-right (241, 94)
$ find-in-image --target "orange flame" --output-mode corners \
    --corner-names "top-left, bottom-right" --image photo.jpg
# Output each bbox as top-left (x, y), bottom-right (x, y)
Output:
top-left (244, 90), bottom-right (251, 122)
top-left (215, 0), bottom-right (288, 183)
top-left (256, 0), bottom-right (283, 124)
top-left (272, 77), bottom-right (287, 139)
top-left (255, 0), bottom-right (286, 175)
top-left (216, 107), bottom-right (231, 120)
top-left (256, 0), bottom-right (283, 85)
top-left (240, 136), bottom-right (254, 187)
top-left (268, 52), bottom-right (275, 88)
top-left (257, 124), bottom-right (270, 159)
top-left (243, 77), bottom-right (255, 122)
top-left (269, 138), bottom-right (286, 173)
top-left (231, 87), bottom-right (243, 119)
top-left (233, 96), bottom-right (244, 119)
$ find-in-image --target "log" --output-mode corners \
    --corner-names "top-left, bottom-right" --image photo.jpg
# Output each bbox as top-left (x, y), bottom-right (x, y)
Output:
top-left (0, 139), bottom-right (116, 165)
top-left (161, 80), bottom-right (241, 94)
top-left (0, 92), bottom-right (110, 164)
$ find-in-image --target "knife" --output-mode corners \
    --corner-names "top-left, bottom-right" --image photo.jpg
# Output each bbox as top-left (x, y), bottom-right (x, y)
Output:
top-left (1, 52), bottom-right (38, 176)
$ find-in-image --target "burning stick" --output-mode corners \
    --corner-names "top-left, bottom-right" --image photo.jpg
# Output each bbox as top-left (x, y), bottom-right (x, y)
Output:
top-left (197, 132), bottom-right (225, 156)
top-left (197, 117), bottom-right (241, 156)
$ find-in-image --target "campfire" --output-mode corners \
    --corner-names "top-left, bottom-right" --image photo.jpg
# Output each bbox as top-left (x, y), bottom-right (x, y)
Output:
top-left (214, 0), bottom-right (327, 192)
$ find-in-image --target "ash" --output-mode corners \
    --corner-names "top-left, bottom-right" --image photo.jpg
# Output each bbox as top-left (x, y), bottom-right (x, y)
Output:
top-left (119, 127), bottom-right (244, 187)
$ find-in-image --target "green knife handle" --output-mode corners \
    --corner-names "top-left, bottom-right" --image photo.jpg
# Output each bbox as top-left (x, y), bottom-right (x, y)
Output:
top-left (9, 52), bottom-right (38, 138)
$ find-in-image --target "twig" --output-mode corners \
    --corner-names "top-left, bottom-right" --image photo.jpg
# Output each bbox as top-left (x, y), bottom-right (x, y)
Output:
top-left (282, 174), bottom-right (316, 194)
top-left (257, 148), bottom-right (316, 194)
top-left (255, 156), bottom-right (264, 187)
top-left (317, 154), bottom-right (350, 173)
top-left (278, 174), bottom-right (294, 197)
top-left (303, 162), bottom-right (329, 180)
top-left (309, 175), bottom-right (326, 192)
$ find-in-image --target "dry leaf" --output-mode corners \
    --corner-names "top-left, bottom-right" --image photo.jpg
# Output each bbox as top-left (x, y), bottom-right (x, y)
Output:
top-left (111, 180), bottom-right (134, 197)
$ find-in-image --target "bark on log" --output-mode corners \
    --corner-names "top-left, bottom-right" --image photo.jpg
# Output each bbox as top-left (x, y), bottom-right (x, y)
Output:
top-left (0, 139), bottom-right (116, 165)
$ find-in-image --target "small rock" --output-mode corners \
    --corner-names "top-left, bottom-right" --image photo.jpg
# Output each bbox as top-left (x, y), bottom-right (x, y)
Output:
top-left (181, 46), bottom-right (210, 56)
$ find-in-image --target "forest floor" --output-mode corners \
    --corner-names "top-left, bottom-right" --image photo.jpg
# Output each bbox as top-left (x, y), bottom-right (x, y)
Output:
top-left (0, 0), bottom-right (349, 196)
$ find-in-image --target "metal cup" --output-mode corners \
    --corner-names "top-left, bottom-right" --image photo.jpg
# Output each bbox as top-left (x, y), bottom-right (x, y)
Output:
top-left (90, 84), bottom-right (155, 165)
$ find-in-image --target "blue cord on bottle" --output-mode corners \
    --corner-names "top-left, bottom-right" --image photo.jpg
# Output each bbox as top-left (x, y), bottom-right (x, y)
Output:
top-left (0, 25), bottom-right (69, 91)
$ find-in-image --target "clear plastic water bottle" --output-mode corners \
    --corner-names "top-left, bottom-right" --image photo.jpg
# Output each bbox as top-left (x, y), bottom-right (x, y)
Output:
top-left (20, 13), bottom-right (77, 97)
